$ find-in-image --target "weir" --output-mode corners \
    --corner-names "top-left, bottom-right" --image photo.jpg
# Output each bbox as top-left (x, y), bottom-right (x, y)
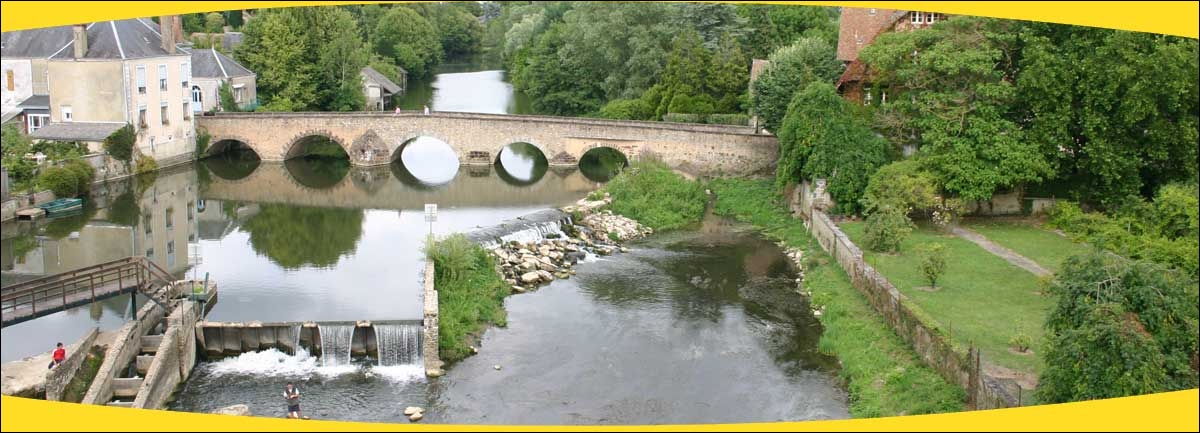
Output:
top-left (375, 323), bottom-right (422, 367)
top-left (195, 320), bottom-right (425, 365)
top-left (470, 209), bottom-right (572, 249)
top-left (317, 324), bottom-right (355, 367)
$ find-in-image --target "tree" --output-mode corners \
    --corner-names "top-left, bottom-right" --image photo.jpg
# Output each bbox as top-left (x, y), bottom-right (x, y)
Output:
top-left (218, 81), bottom-right (239, 112)
top-left (204, 12), bottom-right (225, 33)
top-left (1, 124), bottom-right (36, 188)
top-left (510, 23), bottom-right (605, 116)
top-left (371, 7), bottom-right (442, 78)
top-left (775, 82), bottom-right (890, 214)
top-left (236, 10), bottom-right (319, 111)
top-left (861, 17), bottom-right (1050, 201)
top-left (243, 205), bottom-right (365, 269)
top-left (316, 8), bottom-right (369, 112)
top-left (1037, 251), bottom-right (1199, 403)
top-left (103, 124), bottom-right (136, 166)
top-left (1016, 25), bottom-right (1199, 208)
top-left (861, 160), bottom-right (940, 216)
top-left (749, 37), bottom-right (840, 133)
top-left (917, 242), bottom-right (947, 288)
top-left (223, 10), bottom-right (244, 30)
top-left (671, 2), bottom-right (747, 50)
top-left (864, 207), bottom-right (914, 253)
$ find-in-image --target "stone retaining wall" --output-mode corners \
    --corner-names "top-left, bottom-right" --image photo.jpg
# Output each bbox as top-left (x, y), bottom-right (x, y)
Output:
top-left (794, 182), bottom-right (1018, 410)
top-left (81, 302), bottom-right (165, 405)
top-left (44, 327), bottom-right (100, 401)
top-left (423, 262), bottom-right (441, 376)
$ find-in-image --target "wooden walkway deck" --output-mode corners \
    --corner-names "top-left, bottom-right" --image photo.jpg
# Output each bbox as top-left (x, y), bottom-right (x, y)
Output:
top-left (1, 257), bottom-right (176, 327)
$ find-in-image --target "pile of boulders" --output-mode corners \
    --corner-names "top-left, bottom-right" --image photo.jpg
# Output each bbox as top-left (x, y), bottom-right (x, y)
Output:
top-left (404, 406), bottom-right (424, 422)
top-left (779, 244), bottom-right (823, 318)
top-left (580, 210), bottom-right (653, 241)
top-left (492, 238), bottom-right (593, 293)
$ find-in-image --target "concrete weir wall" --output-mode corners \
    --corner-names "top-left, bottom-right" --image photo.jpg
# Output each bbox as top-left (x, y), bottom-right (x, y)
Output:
top-left (423, 262), bottom-right (441, 375)
top-left (44, 327), bottom-right (100, 401)
top-left (793, 182), bottom-right (1018, 410)
top-left (133, 301), bottom-right (200, 409)
top-left (195, 320), bottom-right (423, 359)
top-left (81, 302), bottom-right (166, 406)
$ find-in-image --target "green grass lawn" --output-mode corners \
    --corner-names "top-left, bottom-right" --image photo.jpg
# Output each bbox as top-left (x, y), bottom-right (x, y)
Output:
top-left (962, 220), bottom-right (1089, 274)
top-left (839, 221), bottom-right (1051, 375)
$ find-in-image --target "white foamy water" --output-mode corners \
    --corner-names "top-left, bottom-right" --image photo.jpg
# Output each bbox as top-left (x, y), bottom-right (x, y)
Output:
top-left (202, 348), bottom-right (357, 378)
top-left (371, 364), bottom-right (426, 383)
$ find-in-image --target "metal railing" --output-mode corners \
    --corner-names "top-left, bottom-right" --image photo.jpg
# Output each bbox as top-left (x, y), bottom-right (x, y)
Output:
top-left (1, 256), bottom-right (176, 327)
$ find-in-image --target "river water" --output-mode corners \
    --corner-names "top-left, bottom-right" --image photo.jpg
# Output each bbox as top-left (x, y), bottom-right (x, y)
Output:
top-left (1, 56), bottom-right (848, 424)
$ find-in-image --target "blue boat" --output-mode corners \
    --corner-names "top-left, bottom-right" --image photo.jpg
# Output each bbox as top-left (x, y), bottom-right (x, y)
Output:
top-left (37, 198), bottom-right (83, 217)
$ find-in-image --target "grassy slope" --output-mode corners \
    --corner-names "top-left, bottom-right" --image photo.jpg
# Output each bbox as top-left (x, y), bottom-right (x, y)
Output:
top-left (429, 235), bottom-right (510, 364)
top-left (711, 179), bottom-right (964, 417)
top-left (839, 222), bottom-right (1051, 374)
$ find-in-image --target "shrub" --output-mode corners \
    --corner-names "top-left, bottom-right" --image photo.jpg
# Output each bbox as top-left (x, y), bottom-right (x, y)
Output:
top-left (707, 113), bottom-right (750, 126)
top-left (103, 124), bottom-right (136, 165)
top-left (607, 231), bottom-right (620, 242)
top-left (1009, 332), bottom-right (1033, 353)
top-left (36, 160), bottom-right (94, 198)
top-left (604, 159), bottom-right (706, 231)
top-left (917, 242), bottom-right (947, 288)
top-left (135, 155), bottom-right (159, 174)
top-left (64, 159), bottom-right (95, 195)
top-left (195, 129), bottom-right (212, 158)
top-left (662, 113), bottom-right (704, 124)
top-left (425, 234), bottom-right (509, 363)
top-left (861, 159), bottom-right (939, 216)
top-left (598, 98), bottom-right (654, 120)
top-left (864, 207), bottom-right (913, 253)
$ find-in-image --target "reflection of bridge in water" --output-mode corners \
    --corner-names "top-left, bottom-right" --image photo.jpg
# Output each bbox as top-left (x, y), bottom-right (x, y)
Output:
top-left (202, 162), bottom-right (601, 210)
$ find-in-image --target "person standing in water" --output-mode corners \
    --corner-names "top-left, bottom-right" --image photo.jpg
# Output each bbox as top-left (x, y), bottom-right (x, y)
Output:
top-left (283, 382), bottom-right (303, 419)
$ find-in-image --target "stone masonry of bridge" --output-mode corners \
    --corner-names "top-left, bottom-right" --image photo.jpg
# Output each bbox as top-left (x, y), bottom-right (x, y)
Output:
top-left (196, 112), bottom-right (778, 177)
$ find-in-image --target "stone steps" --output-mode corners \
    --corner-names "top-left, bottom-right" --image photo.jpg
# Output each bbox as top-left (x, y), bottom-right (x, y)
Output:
top-left (135, 355), bottom-right (155, 376)
top-left (111, 378), bottom-right (143, 398)
top-left (139, 335), bottom-right (162, 354)
top-left (106, 401), bottom-right (134, 408)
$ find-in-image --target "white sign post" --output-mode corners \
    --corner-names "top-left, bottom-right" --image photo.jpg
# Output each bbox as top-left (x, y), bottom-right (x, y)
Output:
top-left (424, 204), bottom-right (437, 235)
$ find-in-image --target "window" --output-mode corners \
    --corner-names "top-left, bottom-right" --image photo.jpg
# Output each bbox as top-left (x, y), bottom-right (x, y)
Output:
top-left (160, 102), bottom-right (169, 125)
top-left (911, 11), bottom-right (924, 24)
top-left (191, 85), bottom-right (202, 104)
top-left (869, 8), bottom-right (876, 16)
top-left (61, 106), bottom-right (72, 122)
top-left (180, 62), bottom-right (190, 88)
top-left (138, 105), bottom-right (148, 127)
top-left (136, 66), bottom-right (146, 94)
top-left (234, 85), bottom-right (244, 103)
top-left (187, 202), bottom-right (195, 221)
top-left (165, 208), bottom-right (174, 230)
top-left (183, 99), bottom-right (190, 120)
top-left (146, 248), bottom-right (154, 259)
top-left (27, 114), bottom-right (49, 132)
top-left (864, 86), bottom-right (873, 105)
top-left (143, 213), bottom-right (153, 235)
top-left (929, 13), bottom-right (943, 23)
top-left (158, 64), bottom-right (167, 91)
top-left (5, 69), bottom-right (13, 91)
top-left (167, 241), bottom-right (175, 267)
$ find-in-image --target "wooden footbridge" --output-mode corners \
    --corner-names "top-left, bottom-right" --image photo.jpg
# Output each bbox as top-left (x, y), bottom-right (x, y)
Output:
top-left (1, 256), bottom-right (177, 327)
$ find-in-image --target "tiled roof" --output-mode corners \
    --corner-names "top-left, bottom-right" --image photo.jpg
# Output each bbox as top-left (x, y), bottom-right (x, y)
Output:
top-left (836, 8), bottom-right (908, 62)
top-left (30, 121), bottom-right (125, 142)
top-left (1, 26), bottom-right (75, 58)
top-left (188, 47), bottom-right (254, 78)
top-left (361, 67), bottom-right (402, 94)
top-left (49, 18), bottom-right (185, 60)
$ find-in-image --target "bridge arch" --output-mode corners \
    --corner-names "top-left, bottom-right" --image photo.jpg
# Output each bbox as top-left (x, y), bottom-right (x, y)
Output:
top-left (578, 146), bottom-right (629, 183)
top-left (494, 141), bottom-right (549, 186)
top-left (284, 130), bottom-right (351, 161)
top-left (283, 157), bottom-right (352, 190)
top-left (204, 135), bottom-right (259, 159)
top-left (390, 135), bottom-right (460, 187)
top-left (387, 132), bottom-right (456, 163)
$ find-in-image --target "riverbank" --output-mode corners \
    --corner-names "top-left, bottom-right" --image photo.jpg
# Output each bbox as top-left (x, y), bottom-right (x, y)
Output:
top-left (427, 234), bottom-right (510, 364)
top-left (709, 178), bottom-right (964, 417)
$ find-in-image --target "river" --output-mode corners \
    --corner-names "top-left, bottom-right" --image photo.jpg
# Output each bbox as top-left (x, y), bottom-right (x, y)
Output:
top-left (1, 56), bottom-right (849, 424)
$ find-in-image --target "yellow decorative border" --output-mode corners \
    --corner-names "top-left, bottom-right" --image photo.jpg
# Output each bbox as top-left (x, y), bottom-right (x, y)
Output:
top-left (1, 1), bottom-right (1197, 431)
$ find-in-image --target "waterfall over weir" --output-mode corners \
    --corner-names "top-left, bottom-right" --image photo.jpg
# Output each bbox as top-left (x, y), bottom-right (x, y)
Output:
top-left (317, 324), bottom-right (355, 367)
top-left (375, 323), bottom-right (422, 366)
top-left (470, 209), bottom-right (572, 249)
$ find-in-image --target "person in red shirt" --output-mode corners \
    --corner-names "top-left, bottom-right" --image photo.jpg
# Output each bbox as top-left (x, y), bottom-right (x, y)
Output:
top-left (48, 343), bottom-right (65, 370)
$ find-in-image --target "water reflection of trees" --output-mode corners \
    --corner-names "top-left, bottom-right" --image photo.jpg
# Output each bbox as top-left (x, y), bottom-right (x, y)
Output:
top-left (579, 147), bottom-right (628, 183)
top-left (494, 142), bottom-right (548, 186)
top-left (203, 152), bottom-right (261, 181)
top-left (284, 158), bottom-right (350, 189)
top-left (242, 204), bottom-right (364, 270)
top-left (41, 200), bottom-right (100, 239)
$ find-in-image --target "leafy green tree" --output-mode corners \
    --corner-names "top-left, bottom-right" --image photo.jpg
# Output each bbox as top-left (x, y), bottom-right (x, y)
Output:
top-left (735, 4), bottom-right (837, 59)
top-left (775, 82), bottom-right (890, 214)
top-left (103, 124), bottom-right (136, 166)
top-left (861, 160), bottom-right (940, 216)
top-left (316, 8), bottom-right (369, 112)
top-left (371, 7), bottom-right (442, 78)
top-left (917, 242), bottom-right (947, 288)
top-left (749, 37), bottom-right (840, 133)
top-left (671, 2), bottom-right (747, 49)
top-left (218, 81), bottom-right (240, 112)
top-left (598, 98), bottom-right (654, 120)
top-left (511, 23), bottom-right (605, 116)
top-left (1038, 251), bottom-right (1199, 403)
top-left (204, 12), bottom-right (225, 33)
top-left (1016, 25), bottom-right (1199, 208)
top-left (1, 124), bottom-right (36, 188)
top-left (223, 10), bottom-right (244, 30)
top-left (861, 17), bottom-right (1049, 201)
top-left (863, 207), bottom-right (914, 253)
top-left (181, 14), bottom-right (206, 34)
top-left (236, 10), bottom-right (319, 111)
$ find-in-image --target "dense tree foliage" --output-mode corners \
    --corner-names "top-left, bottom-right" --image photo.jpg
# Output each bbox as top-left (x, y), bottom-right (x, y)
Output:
top-left (371, 7), bottom-right (443, 78)
top-left (749, 37), bottom-right (840, 133)
top-left (775, 83), bottom-right (889, 214)
top-left (1038, 251), bottom-right (1199, 403)
top-left (1016, 25), bottom-right (1199, 208)
top-left (862, 17), bottom-right (1049, 202)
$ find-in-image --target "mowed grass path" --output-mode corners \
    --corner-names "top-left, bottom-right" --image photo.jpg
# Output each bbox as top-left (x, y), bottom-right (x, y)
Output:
top-left (962, 220), bottom-right (1089, 274)
top-left (839, 222), bottom-right (1051, 374)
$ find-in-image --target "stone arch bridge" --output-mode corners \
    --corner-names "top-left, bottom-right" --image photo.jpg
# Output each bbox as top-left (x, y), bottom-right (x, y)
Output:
top-left (196, 111), bottom-right (778, 177)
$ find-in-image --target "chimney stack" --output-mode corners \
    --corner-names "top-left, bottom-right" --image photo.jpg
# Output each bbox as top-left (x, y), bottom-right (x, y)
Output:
top-left (159, 16), bottom-right (177, 54)
top-left (72, 24), bottom-right (87, 58)
top-left (172, 15), bottom-right (184, 43)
